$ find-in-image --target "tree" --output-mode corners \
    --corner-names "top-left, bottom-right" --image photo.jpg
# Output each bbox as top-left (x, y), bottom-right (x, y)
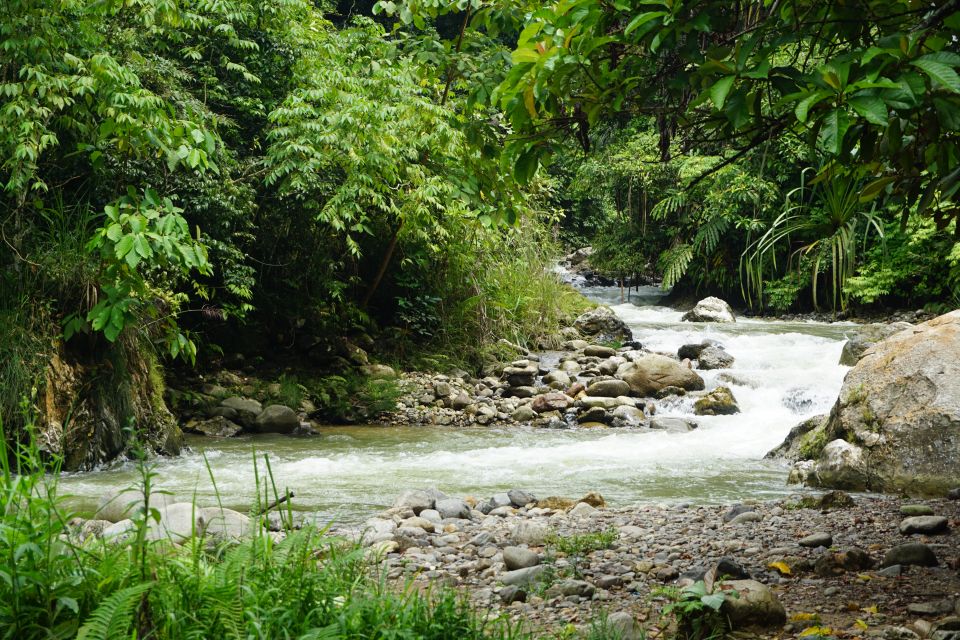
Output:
top-left (491, 0), bottom-right (960, 227)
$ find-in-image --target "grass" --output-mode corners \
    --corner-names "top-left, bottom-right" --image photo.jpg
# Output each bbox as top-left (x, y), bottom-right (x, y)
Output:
top-left (546, 527), bottom-right (619, 557)
top-left (404, 221), bottom-right (594, 372)
top-left (0, 416), bottom-right (628, 639)
top-left (532, 527), bottom-right (621, 588)
top-left (0, 198), bottom-right (100, 445)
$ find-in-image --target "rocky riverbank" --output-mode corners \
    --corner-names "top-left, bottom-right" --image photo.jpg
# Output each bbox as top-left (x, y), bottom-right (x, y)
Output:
top-left (350, 487), bottom-right (960, 639)
top-left (70, 484), bottom-right (960, 639)
top-left (167, 302), bottom-right (747, 435)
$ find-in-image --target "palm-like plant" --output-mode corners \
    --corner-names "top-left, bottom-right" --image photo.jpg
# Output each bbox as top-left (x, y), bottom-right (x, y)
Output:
top-left (742, 168), bottom-right (884, 312)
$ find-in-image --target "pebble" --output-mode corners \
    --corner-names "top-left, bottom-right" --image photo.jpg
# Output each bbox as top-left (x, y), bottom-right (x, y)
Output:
top-left (799, 532), bottom-right (833, 548)
top-left (900, 504), bottom-right (935, 516)
top-left (503, 546), bottom-right (539, 570)
top-left (727, 511), bottom-right (762, 525)
top-left (501, 565), bottom-right (546, 586)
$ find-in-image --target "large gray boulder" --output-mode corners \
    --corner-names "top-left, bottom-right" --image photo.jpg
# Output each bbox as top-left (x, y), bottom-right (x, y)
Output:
top-left (393, 490), bottom-right (434, 514)
top-left (697, 345), bottom-right (735, 370)
top-left (693, 386), bottom-right (740, 416)
top-left (812, 440), bottom-right (869, 490)
top-left (192, 416), bottom-right (243, 438)
top-left (586, 379), bottom-right (631, 397)
top-left (839, 322), bottom-right (912, 366)
top-left (435, 498), bottom-right (471, 520)
top-left (201, 507), bottom-right (252, 540)
top-left (253, 405), bottom-right (300, 434)
top-left (220, 397), bottom-right (262, 428)
top-left (765, 415), bottom-right (827, 461)
top-left (146, 503), bottom-right (202, 542)
top-left (573, 307), bottom-right (632, 344)
top-left (799, 311), bottom-right (960, 495)
top-left (617, 354), bottom-right (704, 397)
top-left (681, 297), bottom-right (736, 323)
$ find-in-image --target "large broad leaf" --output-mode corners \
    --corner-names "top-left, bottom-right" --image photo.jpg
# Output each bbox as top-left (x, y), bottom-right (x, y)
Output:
top-left (934, 97), bottom-right (960, 130)
top-left (709, 76), bottom-right (735, 109)
top-left (115, 234), bottom-right (134, 260)
top-left (819, 108), bottom-right (850, 155)
top-left (523, 85), bottom-right (537, 118)
top-left (511, 47), bottom-right (541, 64)
top-left (513, 148), bottom-right (539, 184)
top-left (701, 592), bottom-right (726, 611)
top-left (849, 95), bottom-right (888, 126)
top-left (859, 176), bottom-right (895, 202)
top-left (794, 90), bottom-right (830, 123)
top-left (624, 11), bottom-right (667, 37)
top-left (911, 57), bottom-right (960, 94)
top-left (920, 51), bottom-right (960, 67)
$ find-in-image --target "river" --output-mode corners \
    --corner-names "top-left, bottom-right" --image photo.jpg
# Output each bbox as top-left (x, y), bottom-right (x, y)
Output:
top-left (60, 280), bottom-right (854, 523)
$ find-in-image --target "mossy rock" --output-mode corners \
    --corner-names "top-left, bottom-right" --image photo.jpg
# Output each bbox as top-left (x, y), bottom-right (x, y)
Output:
top-left (694, 386), bottom-right (740, 416)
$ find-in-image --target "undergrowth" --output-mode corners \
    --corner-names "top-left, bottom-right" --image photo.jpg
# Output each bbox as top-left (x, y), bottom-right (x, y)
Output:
top-left (399, 224), bottom-right (594, 372)
top-left (0, 414), bottom-right (624, 639)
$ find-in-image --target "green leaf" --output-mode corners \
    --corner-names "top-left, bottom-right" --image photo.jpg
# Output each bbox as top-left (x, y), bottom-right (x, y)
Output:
top-left (511, 48), bottom-right (541, 64)
top-left (523, 86), bottom-right (537, 118)
top-left (934, 97), bottom-right (960, 130)
top-left (859, 177), bottom-right (895, 202)
top-left (513, 148), bottom-right (539, 184)
top-left (919, 51), bottom-right (960, 67)
top-left (89, 304), bottom-right (110, 331)
top-left (701, 592), bottom-right (726, 611)
top-left (849, 95), bottom-right (888, 126)
top-left (794, 90), bottom-right (830, 123)
top-left (115, 235), bottom-right (134, 260)
top-left (709, 76), bottom-right (735, 109)
top-left (911, 57), bottom-right (960, 93)
top-left (819, 108), bottom-right (850, 155)
top-left (624, 11), bottom-right (666, 37)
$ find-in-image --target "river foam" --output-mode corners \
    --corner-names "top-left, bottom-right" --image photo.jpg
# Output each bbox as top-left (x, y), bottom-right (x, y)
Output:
top-left (59, 280), bottom-right (852, 523)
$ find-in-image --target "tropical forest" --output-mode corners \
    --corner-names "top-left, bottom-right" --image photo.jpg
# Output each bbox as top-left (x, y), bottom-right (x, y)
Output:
top-left (1, 0), bottom-right (960, 638)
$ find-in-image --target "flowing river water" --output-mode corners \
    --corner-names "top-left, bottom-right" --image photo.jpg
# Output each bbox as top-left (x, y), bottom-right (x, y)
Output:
top-left (60, 278), bottom-right (855, 524)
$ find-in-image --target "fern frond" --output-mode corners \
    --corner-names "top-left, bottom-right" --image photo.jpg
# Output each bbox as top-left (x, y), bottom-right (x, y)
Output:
top-left (77, 582), bottom-right (153, 640)
top-left (659, 244), bottom-right (694, 288)
top-left (651, 193), bottom-right (686, 220)
top-left (693, 215), bottom-right (730, 254)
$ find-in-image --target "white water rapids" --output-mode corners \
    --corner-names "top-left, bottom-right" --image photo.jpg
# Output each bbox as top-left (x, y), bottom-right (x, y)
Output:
top-left (60, 278), bottom-right (854, 523)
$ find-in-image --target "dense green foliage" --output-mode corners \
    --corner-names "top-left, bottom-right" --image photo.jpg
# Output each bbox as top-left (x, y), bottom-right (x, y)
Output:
top-left (0, 426), bottom-right (537, 639)
top-left (376, 0), bottom-right (958, 312)
top-left (499, 0), bottom-right (960, 311)
top-left (0, 0), bottom-right (585, 435)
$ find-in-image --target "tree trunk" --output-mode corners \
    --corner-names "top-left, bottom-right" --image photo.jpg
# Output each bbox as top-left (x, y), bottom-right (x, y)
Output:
top-left (362, 222), bottom-right (402, 308)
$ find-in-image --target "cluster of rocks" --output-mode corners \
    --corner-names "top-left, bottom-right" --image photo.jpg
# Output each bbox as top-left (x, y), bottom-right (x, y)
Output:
top-left (771, 310), bottom-right (960, 497)
top-left (67, 487), bottom-right (268, 545)
top-left (386, 304), bottom-right (742, 430)
top-left (167, 297), bottom-right (745, 436)
top-left (353, 488), bottom-right (960, 638)
top-left (167, 369), bottom-right (318, 438)
top-left (561, 247), bottom-right (656, 288)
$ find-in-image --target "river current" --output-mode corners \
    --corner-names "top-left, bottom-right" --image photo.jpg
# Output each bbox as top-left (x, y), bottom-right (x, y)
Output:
top-left (60, 278), bottom-right (854, 523)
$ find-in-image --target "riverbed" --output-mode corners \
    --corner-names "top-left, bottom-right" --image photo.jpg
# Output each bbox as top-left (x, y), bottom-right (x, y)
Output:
top-left (60, 282), bottom-right (856, 523)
